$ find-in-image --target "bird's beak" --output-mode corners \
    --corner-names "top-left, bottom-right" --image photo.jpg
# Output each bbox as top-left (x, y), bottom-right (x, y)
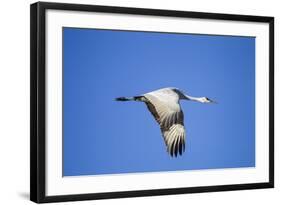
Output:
top-left (209, 99), bottom-right (218, 104)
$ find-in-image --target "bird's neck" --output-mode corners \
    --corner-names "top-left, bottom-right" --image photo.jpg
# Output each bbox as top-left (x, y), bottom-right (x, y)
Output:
top-left (183, 95), bottom-right (203, 103)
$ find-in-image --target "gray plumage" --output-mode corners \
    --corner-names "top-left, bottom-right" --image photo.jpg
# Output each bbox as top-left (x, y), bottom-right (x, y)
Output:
top-left (116, 87), bottom-right (215, 157)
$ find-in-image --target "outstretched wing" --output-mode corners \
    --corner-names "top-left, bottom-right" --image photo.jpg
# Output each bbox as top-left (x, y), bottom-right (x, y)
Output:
top-left (144, 93), bottom-right (186, 157)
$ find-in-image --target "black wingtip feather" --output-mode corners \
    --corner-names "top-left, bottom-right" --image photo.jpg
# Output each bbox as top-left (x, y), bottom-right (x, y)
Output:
top-left (168, 138), bottom-right (185, 158)
top-left (170, 140), bottom-right (175, 157)
top-left (174, 138), bottom-right (179, 157)
top-left (179, 139), bottom-right (183, 155)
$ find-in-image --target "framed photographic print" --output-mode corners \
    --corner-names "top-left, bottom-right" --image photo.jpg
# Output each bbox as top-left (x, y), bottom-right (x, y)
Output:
top-left (30, 1), bottom-right (274, 203)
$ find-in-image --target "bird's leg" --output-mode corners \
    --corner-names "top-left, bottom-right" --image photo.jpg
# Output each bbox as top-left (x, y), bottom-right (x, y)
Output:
top-left (133, 96), bottom-right (146, 102)
top-left (115, 96), bottom-right (146, 102)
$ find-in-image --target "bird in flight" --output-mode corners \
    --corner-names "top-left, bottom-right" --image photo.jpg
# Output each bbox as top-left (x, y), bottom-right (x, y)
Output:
top-left (115, 87), bottom-right (216, 157)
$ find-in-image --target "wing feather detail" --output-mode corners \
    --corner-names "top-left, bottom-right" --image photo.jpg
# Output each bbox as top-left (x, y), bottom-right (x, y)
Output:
top-left (144, 94), bottom-right (186, 157)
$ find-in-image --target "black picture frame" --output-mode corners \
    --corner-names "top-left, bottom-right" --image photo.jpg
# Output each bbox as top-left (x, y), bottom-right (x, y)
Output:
top-left (30, 1), bottom-right (274, 203)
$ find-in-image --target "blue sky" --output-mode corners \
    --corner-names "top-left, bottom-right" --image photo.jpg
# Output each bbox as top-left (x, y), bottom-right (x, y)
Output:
top-left (63, 27), bottom-right (255, 176)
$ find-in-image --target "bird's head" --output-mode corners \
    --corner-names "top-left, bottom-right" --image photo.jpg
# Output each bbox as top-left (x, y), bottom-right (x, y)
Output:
top-left (198, 97), bottom-right (217, 103)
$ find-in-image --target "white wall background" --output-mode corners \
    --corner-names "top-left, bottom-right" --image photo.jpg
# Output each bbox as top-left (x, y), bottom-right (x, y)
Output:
top-left (0, 0), bottom-right (278, 204)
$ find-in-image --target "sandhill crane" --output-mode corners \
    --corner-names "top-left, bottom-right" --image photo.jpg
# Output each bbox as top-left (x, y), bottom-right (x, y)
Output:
top-left (115, 87), bottom-right (216, 157)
